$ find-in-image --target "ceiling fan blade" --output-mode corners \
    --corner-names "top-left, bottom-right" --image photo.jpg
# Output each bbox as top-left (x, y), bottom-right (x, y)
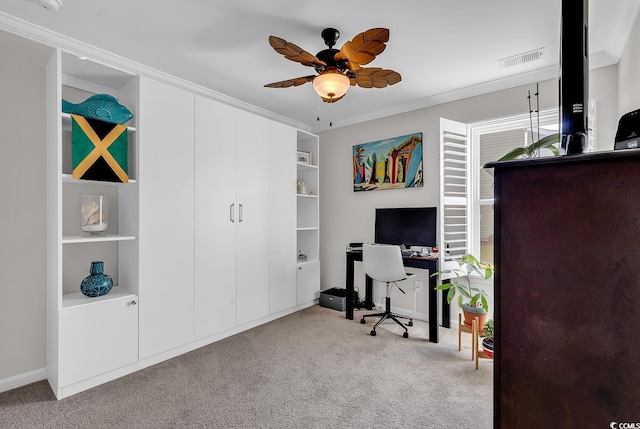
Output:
top-left (269, 36), bottom-right (327, 67)
top-left (264, 75), bottom-right (315, 88)
top-left (351, 68), bottom-right (402, 89)
top-left (345, 61), bottom-right (362, 72)
top-left (335, 28), bottom-right (389, 66)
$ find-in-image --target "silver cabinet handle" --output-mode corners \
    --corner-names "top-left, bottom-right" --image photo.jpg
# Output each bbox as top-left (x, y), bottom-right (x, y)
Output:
top-left (239, 204), bottom-right (243, 222)
top-left (230, 203), bottom-right (235, 223)
top-left (298, 266), bottom-right (302, 270)
top-left (130, 300), bottom-right (138, 305)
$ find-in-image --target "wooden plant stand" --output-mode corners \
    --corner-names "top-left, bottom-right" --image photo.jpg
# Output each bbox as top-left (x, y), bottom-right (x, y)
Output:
top-left (458, 313), bottom-right (492, 370)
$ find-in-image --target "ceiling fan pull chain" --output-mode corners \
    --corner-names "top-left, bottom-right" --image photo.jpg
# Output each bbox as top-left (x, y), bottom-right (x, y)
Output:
top-left (329, 104), bottom-right (333, 127)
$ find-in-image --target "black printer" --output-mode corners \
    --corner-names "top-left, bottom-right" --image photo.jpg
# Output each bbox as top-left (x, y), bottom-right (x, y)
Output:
top-left (614, 108), bottom-right (640, 150)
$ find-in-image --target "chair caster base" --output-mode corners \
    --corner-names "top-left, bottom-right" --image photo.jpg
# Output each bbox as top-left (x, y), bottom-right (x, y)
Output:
top-left (403, 332), bottom-right (409, 338)
top-left (407, 319), bottom-right (413, 327)
top-left (370, 330), bottom-right (377, 336)
top-left (360, 318), bottom-right (366, 324)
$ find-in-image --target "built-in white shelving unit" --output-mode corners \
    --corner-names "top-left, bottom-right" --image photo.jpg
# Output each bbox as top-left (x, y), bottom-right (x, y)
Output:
top-left (296, 130), bottom-right (320, 304)
top-left (46, 49), bottom-right (139, 399)
top-left (43, 46), bottom-right (320, 401)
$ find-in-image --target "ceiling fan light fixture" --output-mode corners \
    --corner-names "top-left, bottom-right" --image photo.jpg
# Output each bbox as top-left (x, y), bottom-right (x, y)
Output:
top-left (313, 71), bottom-right (350, 102)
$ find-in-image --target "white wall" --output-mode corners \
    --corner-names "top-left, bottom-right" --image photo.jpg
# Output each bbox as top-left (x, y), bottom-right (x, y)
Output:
top-left (0, 31), bottom-right (53, 380)
top-left (317, 64), bottom-right (623, 323)
top-left (618, 10), bottom-right (640, 115)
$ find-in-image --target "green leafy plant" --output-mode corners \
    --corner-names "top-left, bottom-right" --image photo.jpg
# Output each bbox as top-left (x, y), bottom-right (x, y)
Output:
top-left (431, 254), bottom-right (494, 312)
top-left (485, 133), bottom-right (561, 177)
top-left (481, 319), bottom-right (494, 338)
top-left (497, 132), bottom-right (560, 161)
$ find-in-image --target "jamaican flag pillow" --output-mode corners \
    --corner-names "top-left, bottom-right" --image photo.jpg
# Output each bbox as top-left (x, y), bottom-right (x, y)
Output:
top-left (71, 114), bottom-right (128, 183)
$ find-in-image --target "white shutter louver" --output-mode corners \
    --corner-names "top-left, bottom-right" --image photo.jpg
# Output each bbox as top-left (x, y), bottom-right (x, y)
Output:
top-left (439, 118), bottom-right (469, 277)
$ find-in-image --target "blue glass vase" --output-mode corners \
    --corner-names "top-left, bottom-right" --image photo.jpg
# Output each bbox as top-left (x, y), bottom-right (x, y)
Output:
top-left (80, 261), bottom-right (113, 297)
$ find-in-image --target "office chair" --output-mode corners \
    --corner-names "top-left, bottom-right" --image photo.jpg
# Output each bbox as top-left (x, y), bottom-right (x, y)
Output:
top-left (360, 243), bottom-right (415, 338)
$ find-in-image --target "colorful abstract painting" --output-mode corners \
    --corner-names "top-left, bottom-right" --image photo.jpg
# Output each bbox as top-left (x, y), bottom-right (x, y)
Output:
top-left (353, 132), bottom-right (423, 192)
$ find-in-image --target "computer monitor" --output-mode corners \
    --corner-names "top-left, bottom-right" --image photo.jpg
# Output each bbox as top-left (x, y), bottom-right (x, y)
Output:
top-left (374, 207), bottom-right (437, 248)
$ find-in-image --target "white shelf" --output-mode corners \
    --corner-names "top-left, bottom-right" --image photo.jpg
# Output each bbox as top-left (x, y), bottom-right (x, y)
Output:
top-left (62, 234), bottom-right (136, 244)
top-left (296, 130), bottom-right (319, 303)
top-left (62, 288), bottom-right (137, 309)
top-left (297, 162), bottom-right (318, 170)
top-left (62, 174), bottom-right (137, 185)
top-left (62, 112), bottom-right (136, 132)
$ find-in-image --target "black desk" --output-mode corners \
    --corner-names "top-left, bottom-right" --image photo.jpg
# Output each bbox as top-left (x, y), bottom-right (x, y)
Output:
top-left (345, 249), bottom-right (450, 343)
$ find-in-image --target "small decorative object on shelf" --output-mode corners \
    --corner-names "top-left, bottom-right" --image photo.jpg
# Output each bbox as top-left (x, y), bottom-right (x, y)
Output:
top-left (80, 261), bottom-right (113, 297)
top-left (297, 149), bottom-right (311, 165)
top-left (297, 176), bottom-right (307, 194)
top-left (71, 114), bottom-right (129, 183)
top-left (297, 250), bottom-right (308, 261)
top-left (81, 195), bottom-right (108, 234)
top-left (62, 94), bottom-right (133, 125)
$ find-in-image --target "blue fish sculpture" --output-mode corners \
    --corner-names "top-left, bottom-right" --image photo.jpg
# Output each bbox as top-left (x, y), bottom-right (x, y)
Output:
top-left (62, 94), bottom-right (133, 125)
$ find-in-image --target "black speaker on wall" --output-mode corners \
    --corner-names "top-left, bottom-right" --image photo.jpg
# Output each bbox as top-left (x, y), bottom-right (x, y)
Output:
top-left (559, 0), bottom-right (589, 155)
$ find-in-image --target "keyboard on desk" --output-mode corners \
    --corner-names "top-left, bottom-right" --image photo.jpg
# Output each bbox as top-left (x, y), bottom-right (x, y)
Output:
top-left (401, 249), bottom-right (417, 257)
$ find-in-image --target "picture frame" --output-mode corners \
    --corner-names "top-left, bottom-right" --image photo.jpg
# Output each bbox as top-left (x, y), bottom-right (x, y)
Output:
top-left (297, 149), bottom-right (312, 165)
top-left (352, 132), bottom-right (423, 192)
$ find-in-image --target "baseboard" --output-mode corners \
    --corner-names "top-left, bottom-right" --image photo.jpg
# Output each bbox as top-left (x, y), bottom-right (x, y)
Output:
top-left (388, 305), bottom-right (429, 323)
top-left (0, 367), bottom-right (47, 394)
top-left (57, 363), bottom-right (138, 399)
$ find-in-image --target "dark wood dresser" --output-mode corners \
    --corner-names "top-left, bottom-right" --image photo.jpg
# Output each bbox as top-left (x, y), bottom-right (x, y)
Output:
top-left (487, 150), bottom-right (640, 428)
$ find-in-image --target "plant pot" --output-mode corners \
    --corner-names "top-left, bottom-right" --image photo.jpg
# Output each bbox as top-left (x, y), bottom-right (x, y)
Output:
top-left (482, 336), bottom-right (494, 358)
top-left (461, 303), bottom-right (488, 332)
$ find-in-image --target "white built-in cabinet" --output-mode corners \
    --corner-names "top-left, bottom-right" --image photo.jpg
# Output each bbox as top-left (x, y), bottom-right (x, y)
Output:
top-left (194, 97), bottom-right (274, 334)
top-left (46, 49), bottom-right (140, 399)
top-left (296, 132), bottom-right (320, 304)
top-left (233, 109), bottom-right (271, 326)
top-left (194, 97), bottom-right (299, 338)
top-left (46, 48), bottom-right (319, 400)
top-left (194, 96), bottom-right (238, 337)
top-left (269, 122), bottom-right (298, 314)
top-left (137, 77), bottom-right (195, 360)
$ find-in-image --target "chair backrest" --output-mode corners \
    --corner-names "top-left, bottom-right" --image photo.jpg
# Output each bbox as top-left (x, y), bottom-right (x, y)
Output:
top-left (362, 243), bottom-right (408, 282)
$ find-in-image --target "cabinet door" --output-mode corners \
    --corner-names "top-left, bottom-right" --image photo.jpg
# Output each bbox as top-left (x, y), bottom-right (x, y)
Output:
top-left (235, 110), bottom-right (271, 326)
top-left (59, 296), bottom-right (138, 387)
top-left (269, 121), bottom-right (297, 314)
top-left (194, 96), bottom-right (238, 338)
top-left (138, 77), bottom-right (195, 359)
top-left (297, 260), bottom-right (320, 305)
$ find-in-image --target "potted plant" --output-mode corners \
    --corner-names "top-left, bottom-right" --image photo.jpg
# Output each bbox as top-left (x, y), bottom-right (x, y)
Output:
top-left (484, 132), bottom-right (560, 178)
top-left (496, 132), bottom-right (559, 161)
top-left (481, 319), bottom-right (494, 358)
top-left (431, 253), bottom-right (494, 330)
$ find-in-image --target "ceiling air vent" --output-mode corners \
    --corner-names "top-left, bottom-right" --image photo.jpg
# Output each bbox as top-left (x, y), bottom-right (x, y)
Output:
top-left (499, 48), bottom-right (545, 69)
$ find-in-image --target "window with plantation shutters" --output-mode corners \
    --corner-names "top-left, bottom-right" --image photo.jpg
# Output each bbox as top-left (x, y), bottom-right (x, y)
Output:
top-left (439, 118), bottom-right (470, 276)
top-left (440, 104), bottom-right (595, 269)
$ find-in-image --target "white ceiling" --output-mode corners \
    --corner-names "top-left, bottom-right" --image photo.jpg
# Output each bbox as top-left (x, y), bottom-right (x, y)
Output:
top-left (1, 0), bottom-right (638, 132)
